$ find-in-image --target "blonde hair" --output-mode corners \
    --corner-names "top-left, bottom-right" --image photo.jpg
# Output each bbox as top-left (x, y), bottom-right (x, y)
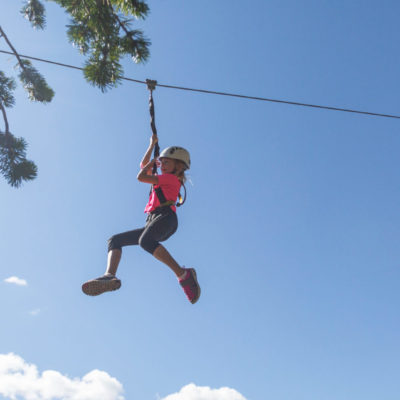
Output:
top-left (174, 160), bottom-right (187, 184)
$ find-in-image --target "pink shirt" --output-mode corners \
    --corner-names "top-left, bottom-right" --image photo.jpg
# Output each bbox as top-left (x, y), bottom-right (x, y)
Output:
top-left (144, 173), bottom-right (181, 213)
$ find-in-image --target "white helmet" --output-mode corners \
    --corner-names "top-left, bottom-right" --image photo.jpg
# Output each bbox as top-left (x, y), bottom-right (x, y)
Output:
top-left (159, 146), bottom-right (191, 169)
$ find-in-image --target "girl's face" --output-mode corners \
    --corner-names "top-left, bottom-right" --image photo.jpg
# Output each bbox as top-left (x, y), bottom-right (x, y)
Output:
top-left (159, 157), bottom-right (177, 174)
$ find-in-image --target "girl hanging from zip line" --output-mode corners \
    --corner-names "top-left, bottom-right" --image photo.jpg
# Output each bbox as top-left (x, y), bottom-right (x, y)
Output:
top-left (82, 134), bottom-right (201, 304)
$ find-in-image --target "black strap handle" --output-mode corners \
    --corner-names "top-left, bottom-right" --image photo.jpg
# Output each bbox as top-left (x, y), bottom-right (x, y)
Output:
top-left (146, 79), bottom-right (159, 175)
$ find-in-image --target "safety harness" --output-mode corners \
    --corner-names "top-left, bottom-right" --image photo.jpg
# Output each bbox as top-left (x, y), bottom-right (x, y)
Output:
top-left (153, 183), bottom-right (186, 209)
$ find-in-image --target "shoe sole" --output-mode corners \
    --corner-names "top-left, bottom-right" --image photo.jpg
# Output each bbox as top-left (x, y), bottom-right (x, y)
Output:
top-left (82, 279), bottom-right (121, 296)
top-left (188, 268), bottom-right (201, 304)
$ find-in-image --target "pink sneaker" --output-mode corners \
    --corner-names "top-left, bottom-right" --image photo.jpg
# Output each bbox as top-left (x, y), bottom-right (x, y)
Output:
top-left (179, 268), bottom-right (201, 304)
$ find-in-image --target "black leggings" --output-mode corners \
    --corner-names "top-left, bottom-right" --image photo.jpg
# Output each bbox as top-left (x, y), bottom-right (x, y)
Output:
top-left (108, 207), bottom-right (178, 255)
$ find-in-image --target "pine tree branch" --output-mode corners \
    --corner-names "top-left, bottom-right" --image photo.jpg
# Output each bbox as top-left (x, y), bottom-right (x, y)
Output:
top-left (101, 2), bottom-right (143, 51)
top-left (0, 26), bottom-right (28, 74)
top-left (0, 26), bottom-right (54, 103)
top-left (21, 0), bottom-right (46, 29)
top-left (80, 0), bottom-right (93, 21)
top-left (114, 12), bottom-right (130, 36)
top-left (0, 101), bottom-right (10, 134)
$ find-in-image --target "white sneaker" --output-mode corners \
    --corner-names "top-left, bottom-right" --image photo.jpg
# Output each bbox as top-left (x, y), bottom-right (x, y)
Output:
top-left (82, 275), bottom-right (121, 296)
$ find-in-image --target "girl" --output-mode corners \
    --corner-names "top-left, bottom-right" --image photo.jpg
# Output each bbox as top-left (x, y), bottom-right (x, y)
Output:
top-left (82, 135), bottom-right (200, 304)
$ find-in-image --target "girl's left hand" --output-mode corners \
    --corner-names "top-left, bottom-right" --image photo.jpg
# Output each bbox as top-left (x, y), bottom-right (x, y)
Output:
top-left (144, 158), bottom-right (159, 171)
top-left (150, 134), bottom-right (158, 147)
top-left (138, 159), bottom-right (160, 184)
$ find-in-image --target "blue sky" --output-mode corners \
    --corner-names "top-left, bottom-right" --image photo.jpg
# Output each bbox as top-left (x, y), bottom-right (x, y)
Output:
top-left (1, 1), bottom-right (400, 399)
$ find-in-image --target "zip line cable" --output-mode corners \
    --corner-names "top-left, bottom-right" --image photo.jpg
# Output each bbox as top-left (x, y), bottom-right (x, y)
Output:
top-left (1, 48), bottom-right (399, 120)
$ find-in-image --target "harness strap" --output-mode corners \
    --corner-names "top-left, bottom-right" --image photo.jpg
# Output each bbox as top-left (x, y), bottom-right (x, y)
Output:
top-left (154, 186), bottom-right (174, 207)
top-left (153, 184), bottom-right (186, 208)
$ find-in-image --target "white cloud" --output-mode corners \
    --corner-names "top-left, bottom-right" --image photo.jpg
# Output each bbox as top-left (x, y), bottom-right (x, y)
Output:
top-left (29, 309), bottom-right (41, 316)
top-left (0, 353), bottom-right (124, 400)
top-left (161, 383), bottom-right (247, 400)
top-left (0, 354), bottom-right (246, 400)
top-left (4, 276), bottom-right (27, 286)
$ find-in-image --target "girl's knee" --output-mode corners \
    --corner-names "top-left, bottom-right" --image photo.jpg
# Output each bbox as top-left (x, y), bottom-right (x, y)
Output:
top-left (108, 235), bottom-right (122, 252)
top-left (138, 236), bottom-right (159, 254)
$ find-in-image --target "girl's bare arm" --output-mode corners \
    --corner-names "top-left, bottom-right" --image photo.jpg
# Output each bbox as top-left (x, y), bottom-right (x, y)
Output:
top-left (137, 159), bottom-right (159, 184)
top-left (140, 134), bottom-right (158, 175)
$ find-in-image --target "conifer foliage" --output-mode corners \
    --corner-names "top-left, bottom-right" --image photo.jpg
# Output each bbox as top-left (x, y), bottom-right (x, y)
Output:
top-left (0, 71), bottom-right (38, 187)
top-left (0, 22), bottom-right (49, 188)
top-left (61, 0), bottom-right (151, 91)
top-left (0, 0), bottom-right (151, 187)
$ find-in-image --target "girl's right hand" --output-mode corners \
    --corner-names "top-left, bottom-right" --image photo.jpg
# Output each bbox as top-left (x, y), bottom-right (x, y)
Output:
top-left (150, 134), bottom-right (158, 147)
